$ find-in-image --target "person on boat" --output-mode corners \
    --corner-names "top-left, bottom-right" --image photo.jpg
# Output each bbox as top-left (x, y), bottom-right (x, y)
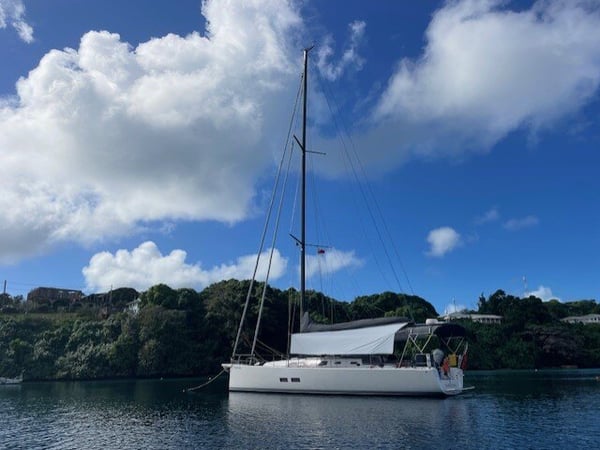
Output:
top-left (432, 348), bottom-right (444, 367)
top-left (441, 357), bottom-right (450, 377)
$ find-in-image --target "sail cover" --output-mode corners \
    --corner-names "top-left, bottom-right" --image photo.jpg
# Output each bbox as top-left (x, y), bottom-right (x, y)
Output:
top-left (290, 322), bottom-right (410, 355)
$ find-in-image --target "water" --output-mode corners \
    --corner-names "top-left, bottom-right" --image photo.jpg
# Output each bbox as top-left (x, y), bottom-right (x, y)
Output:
top-left (1, 369), bottom-right (599, 449)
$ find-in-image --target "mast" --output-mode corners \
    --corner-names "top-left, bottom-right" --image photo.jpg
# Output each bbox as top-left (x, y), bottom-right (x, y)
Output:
top-left (300, 46), bottom-right (312, 319)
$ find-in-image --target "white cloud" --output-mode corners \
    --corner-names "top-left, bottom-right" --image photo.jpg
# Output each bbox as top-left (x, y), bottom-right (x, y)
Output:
top-left (503, 215), bottom-right (539, 231)
top-left (4, 0), bottom-right (600, 265)
top-left (305, 248), bottom-right (363, 279)
top-left (0, 0), bottom-right (303, 263)
top-left (475, 207), bottom-right (500, 225)
top-left (426, 227), bottom-right (461, 257)
top-left (344, 0), bottom-right (600, 171)
top-left (444, 302), bottom-right (468, 315)
top-left (82, 241), bottom-right (288, 292)
top-left (526, 285), bottom-right (560, 301)
top-left (316, 20), bottom-right (366, 81)
top-left (0, 0), bottom-right (33, 42)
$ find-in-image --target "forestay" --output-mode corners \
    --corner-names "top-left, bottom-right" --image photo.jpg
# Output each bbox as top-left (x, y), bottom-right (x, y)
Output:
top-left (290, 322), bottom-right (410, 355)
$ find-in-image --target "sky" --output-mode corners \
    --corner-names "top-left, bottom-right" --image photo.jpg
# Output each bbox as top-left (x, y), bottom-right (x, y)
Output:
top-left (1, 0), bottom-right (599, 316)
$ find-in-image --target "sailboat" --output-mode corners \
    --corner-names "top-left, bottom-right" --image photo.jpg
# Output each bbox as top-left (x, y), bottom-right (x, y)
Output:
top-left (221, 48), bottom-right (469, 397)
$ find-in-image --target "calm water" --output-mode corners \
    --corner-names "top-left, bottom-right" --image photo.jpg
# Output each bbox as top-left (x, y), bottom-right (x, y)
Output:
top-left (1, 369), bottom-right (599, 449)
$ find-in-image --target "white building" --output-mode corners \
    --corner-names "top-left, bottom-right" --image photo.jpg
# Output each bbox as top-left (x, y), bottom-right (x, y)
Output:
top-left (561, 314), bottom-right (600, 325)
top-left (441, 312), bottom-right (502, 324)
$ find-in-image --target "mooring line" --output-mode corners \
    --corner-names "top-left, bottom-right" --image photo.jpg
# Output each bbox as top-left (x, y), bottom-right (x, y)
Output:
top-left (185, 368), bottom-right (226, 393)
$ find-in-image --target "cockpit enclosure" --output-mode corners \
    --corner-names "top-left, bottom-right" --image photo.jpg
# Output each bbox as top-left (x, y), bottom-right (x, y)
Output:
top-left (289, 315), bottom-right (469, 372)
top-left (394, 322), bottom-right (468, 370)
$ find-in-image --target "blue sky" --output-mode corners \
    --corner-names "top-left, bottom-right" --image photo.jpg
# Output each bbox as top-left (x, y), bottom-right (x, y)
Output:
top-left (1, 0), bottom-right (599, 315)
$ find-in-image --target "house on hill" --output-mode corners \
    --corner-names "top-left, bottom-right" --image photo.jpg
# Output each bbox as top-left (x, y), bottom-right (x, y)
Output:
top-left (27, 287), bottom-right (84, 309)
top-left (441, 312), bottom-right (503, 324)
top-left (26, 286), bottom-right (139, 314)
top-left (561, 314), bottom-right (600, 325)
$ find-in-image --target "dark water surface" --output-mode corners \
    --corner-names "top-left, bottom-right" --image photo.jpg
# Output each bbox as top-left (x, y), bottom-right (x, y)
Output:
top-left (1, 369), bottom-right (599, 449)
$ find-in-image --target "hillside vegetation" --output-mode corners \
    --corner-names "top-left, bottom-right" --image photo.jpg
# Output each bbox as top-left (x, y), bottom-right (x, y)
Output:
top-left (0, 281), bottom-right (598, 380)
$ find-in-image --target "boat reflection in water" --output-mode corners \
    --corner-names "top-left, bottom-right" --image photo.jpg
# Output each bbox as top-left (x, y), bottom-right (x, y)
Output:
top-left (226, 392), bottom-right (471, 448)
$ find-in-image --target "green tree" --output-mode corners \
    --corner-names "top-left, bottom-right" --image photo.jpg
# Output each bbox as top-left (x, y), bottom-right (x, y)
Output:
top-left (31, 323), bottom-right (73, 379)
top-left (545, 299), bottom-right (568, 320)
top-left (140, 284), bottom-right (178, 309)
top-left (136, 305), bottom-right (194, 376)
top-left (350, 292), bottom-right (437, 322)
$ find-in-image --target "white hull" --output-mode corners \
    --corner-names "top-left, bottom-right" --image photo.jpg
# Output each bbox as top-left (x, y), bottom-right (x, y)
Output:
top-left (223, 362), bottom-right (464, 397)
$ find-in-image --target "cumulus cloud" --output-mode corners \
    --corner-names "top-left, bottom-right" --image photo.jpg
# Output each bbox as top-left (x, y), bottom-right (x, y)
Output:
top-left (338, 0), bottom-right (600, 172)
top-left (444, 302), bottom-right (468, 315)
top-left (4, 0), bottom-right (600, 265)
top-left (475, 207), bottom-right (500, 225)
top-left (82, 241), bottom-right (288, 292)
top-left (0, 0), bottom-right (33, 42)
top-left (526, 285), bottom-right (559, 301)
top-left (0, 0), bottom-right (302, 263)
top-left (305, 248), bottom-right (363, 279)
top-left (426, 227), bottom-right (461, 257)
top-left (503, 215), bottom-right (539, 231)
top-left (316, 20), bottom-right (366, 81)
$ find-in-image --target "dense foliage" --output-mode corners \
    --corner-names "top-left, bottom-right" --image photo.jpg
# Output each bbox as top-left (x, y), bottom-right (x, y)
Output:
top-left (0, 284), bottom-right (598, 380)
top-left (464, 290), bottom-right (600, 369)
